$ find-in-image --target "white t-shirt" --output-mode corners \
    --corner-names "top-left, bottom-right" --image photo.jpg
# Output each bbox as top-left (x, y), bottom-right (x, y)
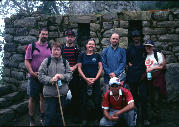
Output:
top-left (145, 52), bottom-right (163, 68)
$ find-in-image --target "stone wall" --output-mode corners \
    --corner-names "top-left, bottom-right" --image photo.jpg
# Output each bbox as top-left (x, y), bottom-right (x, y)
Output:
top-left (2, 10), bottom-right (179, 101)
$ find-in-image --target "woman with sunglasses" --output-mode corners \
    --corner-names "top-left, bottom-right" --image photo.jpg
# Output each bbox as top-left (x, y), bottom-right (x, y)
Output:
top-left (143, 40), bottom-right (167, 123)
top-left (77, 38), bottom-right (103, 125)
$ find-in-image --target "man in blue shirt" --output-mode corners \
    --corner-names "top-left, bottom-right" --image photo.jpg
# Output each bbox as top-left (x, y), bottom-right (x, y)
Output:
top-left (102, 33), bottom-right (126, 95)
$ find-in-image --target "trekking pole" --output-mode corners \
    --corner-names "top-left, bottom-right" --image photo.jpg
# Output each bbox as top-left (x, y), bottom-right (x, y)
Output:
top-left (55, 82), bottom-right (66, 126)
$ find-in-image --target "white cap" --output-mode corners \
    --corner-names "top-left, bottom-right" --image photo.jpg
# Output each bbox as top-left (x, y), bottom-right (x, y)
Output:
top-left (109, 77), bottom-right (120, 86)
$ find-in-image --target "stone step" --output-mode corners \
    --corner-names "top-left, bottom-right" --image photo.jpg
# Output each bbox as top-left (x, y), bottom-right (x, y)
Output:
top-left (0, 100), bottom-right (28, 126)
top-left (0, 85), bottom-right (15, 97)
top-left (0, 91), bottom-right (25, 109)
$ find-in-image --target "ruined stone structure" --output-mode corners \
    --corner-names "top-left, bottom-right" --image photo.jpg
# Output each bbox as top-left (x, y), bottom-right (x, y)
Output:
top-left (0, 10), bottom-right (179, 125)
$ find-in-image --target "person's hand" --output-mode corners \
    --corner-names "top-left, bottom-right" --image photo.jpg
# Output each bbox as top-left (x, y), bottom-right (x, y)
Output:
top-left (109, 72), bottom-right (116, 78)
top-left (108, 115), bottom-right (118, 121)
top-left (146, 67), bottom-right (153, 72)
top-left (128, 62), bottom-right (132, 67)
top-left (90, 78), bottom-right (96, 83)
top-left (86, 78), bottom-right (94, 85)
top-left (31, 72), bottom-right (38, 78)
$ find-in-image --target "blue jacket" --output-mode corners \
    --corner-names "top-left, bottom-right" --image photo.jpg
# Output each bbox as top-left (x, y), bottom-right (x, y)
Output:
top-left (102, 45), bottom-right (126, 83)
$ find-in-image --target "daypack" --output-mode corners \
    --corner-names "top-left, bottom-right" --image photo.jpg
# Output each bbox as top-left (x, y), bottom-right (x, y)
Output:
top-left (46, 56), bottom-right (67, 73)
top-left (24, 42), bottom-right (51, 56)
top-left (108, 81), bottom-right (130, 109)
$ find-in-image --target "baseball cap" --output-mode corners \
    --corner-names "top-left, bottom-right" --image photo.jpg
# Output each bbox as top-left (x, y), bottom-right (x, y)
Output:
top-left (144, 40), bottom-right (155, 47)
top-left (109, 77), bottom-right (121, 86)
top-left (131, 30), bottom-right (141, 37)
top-left (66, 30), bottom-right (75, 36)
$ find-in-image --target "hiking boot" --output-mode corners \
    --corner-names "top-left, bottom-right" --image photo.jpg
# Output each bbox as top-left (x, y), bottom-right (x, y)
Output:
top-left (40, 118), bottom-right (44, 126)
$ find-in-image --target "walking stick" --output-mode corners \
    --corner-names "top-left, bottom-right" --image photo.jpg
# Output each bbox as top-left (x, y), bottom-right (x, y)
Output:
top-left (55, 82), bottom-right (66, 126)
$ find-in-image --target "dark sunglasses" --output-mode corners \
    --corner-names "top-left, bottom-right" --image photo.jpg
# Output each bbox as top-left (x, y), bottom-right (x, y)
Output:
top-left (111, 84), bottom-right (120, 88)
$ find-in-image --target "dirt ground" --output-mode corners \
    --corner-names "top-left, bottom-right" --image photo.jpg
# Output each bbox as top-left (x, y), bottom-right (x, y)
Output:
top-left (6, 101), bottom-right (179, 127)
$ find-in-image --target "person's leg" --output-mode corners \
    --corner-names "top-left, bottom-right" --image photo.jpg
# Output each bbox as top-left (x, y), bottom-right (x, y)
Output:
top-left (123, 109), bottom-right (136, 127)
top-left (39, 93), bottom-right (45, 124)
top-left (44, 97), bottom-right (57, 126)
top-left (27, 78), bottom-right (39, 126)
top-left (92, 79), bottom-right (102, 122)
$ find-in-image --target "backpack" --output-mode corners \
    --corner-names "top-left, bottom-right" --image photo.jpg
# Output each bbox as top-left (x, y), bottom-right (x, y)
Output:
top-left (107, 81), bottom-right (129, 109)
top-left (46, 56), bottom-right (67, 73)
top-left (24, 42), bottom-right (51, 56)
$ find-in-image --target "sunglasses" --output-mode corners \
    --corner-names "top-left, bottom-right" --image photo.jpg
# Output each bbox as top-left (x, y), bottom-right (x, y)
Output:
top-left (111, 84), bottom-right (120, 88)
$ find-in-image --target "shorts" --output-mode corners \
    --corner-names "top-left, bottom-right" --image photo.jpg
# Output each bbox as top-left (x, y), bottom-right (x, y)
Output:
top-left (27, 77), bottom-right (43, 97)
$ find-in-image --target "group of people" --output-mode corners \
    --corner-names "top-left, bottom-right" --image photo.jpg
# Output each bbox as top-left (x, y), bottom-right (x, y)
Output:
top-left (25, 28), bottom-right (167, 127)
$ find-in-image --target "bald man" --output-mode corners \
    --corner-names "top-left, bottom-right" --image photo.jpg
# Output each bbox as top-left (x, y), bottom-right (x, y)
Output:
top-left (102, 33), bottom-right (126, 95)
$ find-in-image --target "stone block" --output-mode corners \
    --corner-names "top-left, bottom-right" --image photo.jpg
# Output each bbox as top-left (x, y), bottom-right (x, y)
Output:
top-left (11, 71), bottom-right (25, 80)
top-left (38, 21), bottom-right (47, 27)
top-left (18, 62), bottom-right (26, 70)
top-left (151, 35), bottom-right (157, 41)
top-left (166, 55), bottom-right (177, 64)
top-left (3, 68), bottom-right (10, 77)
top-left (176, 28), bottom-right (179, 34)
top-left (173, 46), bottom-right (179, 53)
top-left (142, 21), bottom-right (150, 27)
top-left (93, 38), bottom-right (99, 45)
top-left (11, 54), bottom-right (24, 62)
top-left (103, 28), bottom-right (128, 38)
top-left (118, 11), bottom-right (142, 20)
top-left (55, 16), bottom-right (63, 25)
top-left (157, 21), bottom-right (179, 28)
top-left (152, 11), bottom-right (169, 21)
top-left (143, 27), bottom-right (167, 35)
top-left (90, 23), bottom-right (100, 32)
top-left (14, 36), bottom-right (37, 44)
top-left (14, 17), bottom-right (36, 28)
top-left (70, 15), bottom-right (95, 23)
top-left (49, 26), bottom-right (58, 31)
top-left (0, 98), bottom-right (8, 109)
top-left (143, 35), bottom-right (150, 42)
top-left (29, 29), bottom-right (39, 37)
top-left (159, 34), bottom-right (179, 42)
top-left (120, 20), bottom-right (128, 28)
top-left (9, 100), bottom-right (28, 114)
top-left (4, 17), bottom-right (14, 28)
top-left (113, 21), bottom-right (119, 28)
top-left (5, 28), bottom-right (14, 34)
top-left (0, 108), bottom-right (15, 126)
top-left (4, 43), bottom-right (16, 52)
top-left (17, 45), bottom-right (26, 53)
top-left (4, 34), bottom-right (13, 43)
top-left (14, 28), bottom-right (29, 36)
top-left (103, 22), bottom-right (113, 30)
top-left (90, 32), bottom-right (97, 38)
top-left (103, 13), bottom-right (118, 22)
top-left (101, 38), bottom-right (110, 46)
top-left (119, 37), bottom-right (128, 49)
top-left (48, 32), bottom-right (59, 38)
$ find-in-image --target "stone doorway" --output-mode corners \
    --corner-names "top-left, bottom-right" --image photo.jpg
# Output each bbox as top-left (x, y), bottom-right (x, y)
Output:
top-left (77, 23), bottom-right (90, 51)
top-left (128, 20), bottom-right (143, 45)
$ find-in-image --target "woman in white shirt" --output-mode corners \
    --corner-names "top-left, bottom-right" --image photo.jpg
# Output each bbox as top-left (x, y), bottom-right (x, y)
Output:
top-left (143, 40), bottom-right (167, 123)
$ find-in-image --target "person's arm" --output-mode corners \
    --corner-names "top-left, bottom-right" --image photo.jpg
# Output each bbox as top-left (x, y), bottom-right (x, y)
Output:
top-left (113, 102), bottom-right (135, 117)
top-left (61, 60), bottom-right (73, 82)
top-left (102, 48), bottom-right (111, 75)
top-left (38, 58), bottom-right (53, 85)
top-left (25, 59), bottom-right (38, 78)
top-left (113, 49), bottom-right (126, 76)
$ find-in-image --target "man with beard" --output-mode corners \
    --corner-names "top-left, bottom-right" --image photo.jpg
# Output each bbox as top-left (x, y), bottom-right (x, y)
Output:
top-left (25, 28), bottom-right (51, 126)
top-left (61, 30), bottom-right (81, 120)
top-left (126, 30), bottom-right (149, 126)
top-left (102, 33), bottom-right (126, 95)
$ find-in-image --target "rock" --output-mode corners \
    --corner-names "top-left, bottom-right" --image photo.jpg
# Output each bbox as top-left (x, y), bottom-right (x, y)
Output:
top-left (142, 21), bottom-right (150, 27)
top-left (173, 46), bottom-right (179, 53)
top-left (0, 85), bottom-right (14, 96)
top-left (157, 21), bottom-right (179, 28)
top-left (48, 32), bottom-right (59, 38)
top-left (103, 22), bottom-right (113, 30)
top-left (10, 100), bottom-right (28, 115)
top-left (14, 28), bottom-right (29, 36)
top-left (4, 17), bottom-right (14, 28)
top-left (143, 35), bottom-right (150, 42)
top-left (19, 81), bottom-right (28, 93)
top-left (4, 34), bottom-right (13, 43)
top-left (90, 32), bottom-right (97, 38)
top-left (143, 27), bottom-right (167, 35)
top-left (119, 37), bottom-right (128, 49)
top-left (11, 71), bottom-right (25, 80)
top-left (159, 34), bottom-right (179, 42)
top-left (0, 98), bottom-right (8, 109)
top-left (90, 23), bottom-right (100, 32)
top-left (5, 28), bottom-right (15, 34)
top-left (17, 45), bottom-right (26, 53)
top-left (103, 13), bottom-right (118, 22)
top-left (11, 54), bottom-right (24, 62)
top-left (101, 38), bottom-right (110, 46)
top-left (18, 62), bottom-right (26, 70)
top-left (49, 26), bottom-right (58, 31)
top-left (176, 28), bottom-right (179, 34)
top-left (119, 20), bottom-right (128, 28)
top-left (38, 21), bottom-right (47, 27)
top-left (166, 55), bottom-right (177, 64)
top-left (55, 16), bottom-right (63, 25)
top-left (152, 11), bottom-right (169, 21)
top-left (3, 68), bottom-right (10, 77)
top-left (0, 109), bottom-right (15, 126)
top-left (14, 36), bottom-right (37, 44)
top-left (113, 21), bottom-right (119, 28)
top-left (14, 17), bottom-right (36, 28)
top-left (165, 63), bottom-right (179, 102)
top-left (4, 43), bottom-right (16, 52)
top-left (29, 29), bottom-right (39, 37)
top-left (103, 28), bottom-right (128, 38)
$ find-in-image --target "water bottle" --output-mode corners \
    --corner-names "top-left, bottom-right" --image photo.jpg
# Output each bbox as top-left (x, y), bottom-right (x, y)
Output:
top-left (87, 85), bottom-right (93, 96)
top-left (57, 79), bottom-right (62, 87)
top-left (147, 72), bottom-right (152, 80)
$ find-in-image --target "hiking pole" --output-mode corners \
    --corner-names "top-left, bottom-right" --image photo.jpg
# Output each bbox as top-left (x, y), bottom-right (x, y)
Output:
top-left (55, 82), bottom-right (66, 126)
